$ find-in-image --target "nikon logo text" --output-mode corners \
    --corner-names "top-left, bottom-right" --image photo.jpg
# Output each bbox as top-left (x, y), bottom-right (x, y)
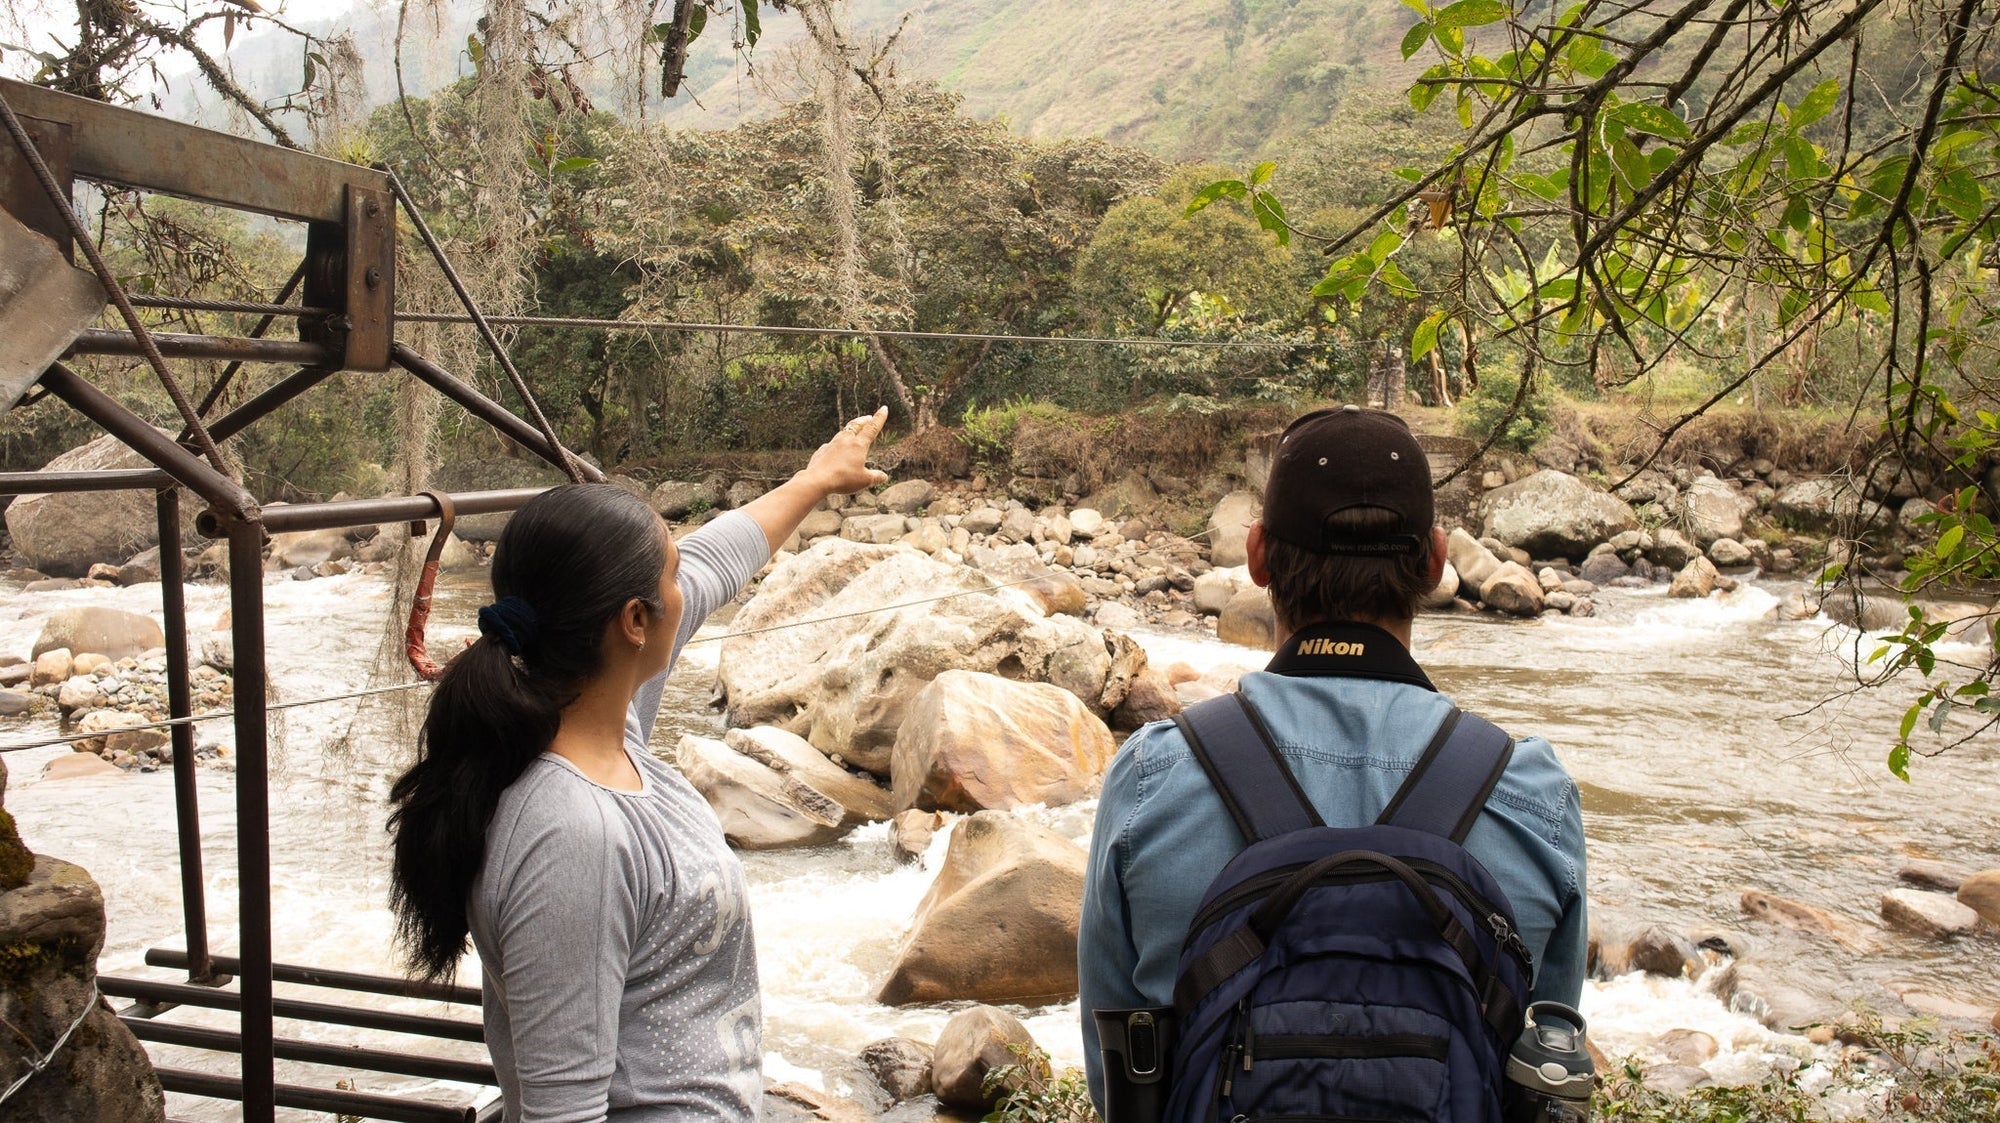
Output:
top-left (1298, 639), bottom-right (1364, 656)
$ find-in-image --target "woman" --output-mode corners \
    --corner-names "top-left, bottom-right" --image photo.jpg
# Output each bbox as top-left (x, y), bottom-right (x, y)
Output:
top-left (387, 409), bottom-right (889, 1121)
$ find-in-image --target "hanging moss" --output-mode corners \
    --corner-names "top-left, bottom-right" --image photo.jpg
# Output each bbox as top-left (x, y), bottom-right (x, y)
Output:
top-left (0, 809), bottom-right (32, 891)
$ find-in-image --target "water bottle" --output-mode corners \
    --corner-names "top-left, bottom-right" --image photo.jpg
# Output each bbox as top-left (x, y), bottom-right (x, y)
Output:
top-left (1502, 1001), bottom-right (1594, 1123)
top-left (1093, 1007), bottom-right (1172, 1123)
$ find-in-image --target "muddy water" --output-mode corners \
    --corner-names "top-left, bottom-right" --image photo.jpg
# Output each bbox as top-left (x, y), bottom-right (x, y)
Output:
top-left (3, 571), bottom-right (1997, 1119)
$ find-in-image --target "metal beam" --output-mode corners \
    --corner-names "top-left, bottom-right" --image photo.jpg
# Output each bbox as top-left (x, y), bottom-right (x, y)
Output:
top-left (122, 1018), bottom-right (495, 1085)
top-left (0, 468), bottom-right (175, 495)
top-left (98, 976), bottom-right (484, 1044)
top-left (392, 344), bottom-right (604, 483)
top-left (203, 366), bottom-right (341, 445)
top-left (151, 1067), bottom-right (479, 1123)
top-left (242, 488), bottom-right (548, 538)
top-left (156, 489), bottom-right (217, 987)
top-left (36, 363), bottom-right (257, 521)
top-left (144, 949), bottom-right (481, 1007)
top-left (66, 329), bottom-right (330, 366)
top-left (0, 78), bottom-right (390, 225)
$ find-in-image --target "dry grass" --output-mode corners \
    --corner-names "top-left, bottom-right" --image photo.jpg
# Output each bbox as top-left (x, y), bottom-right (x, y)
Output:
top-left (1572, 402), bottom-right (1876, 474)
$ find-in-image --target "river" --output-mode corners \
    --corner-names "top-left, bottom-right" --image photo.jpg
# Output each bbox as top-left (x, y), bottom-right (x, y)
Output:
top-left (2, 567), bottom-right (1997, 1119)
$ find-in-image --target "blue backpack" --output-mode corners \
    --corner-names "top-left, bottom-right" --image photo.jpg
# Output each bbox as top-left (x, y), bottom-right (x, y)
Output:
top-left (1161, 693), bottom-right (1533, 1123)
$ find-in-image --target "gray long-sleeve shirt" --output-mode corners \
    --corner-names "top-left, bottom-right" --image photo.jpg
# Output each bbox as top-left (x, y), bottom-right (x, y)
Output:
top-left (468, 511), bottom-right (771, 1122)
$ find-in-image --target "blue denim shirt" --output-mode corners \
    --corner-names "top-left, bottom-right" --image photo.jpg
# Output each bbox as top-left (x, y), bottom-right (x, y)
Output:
top-left (1077, 666), bottom-right (1588, 1106)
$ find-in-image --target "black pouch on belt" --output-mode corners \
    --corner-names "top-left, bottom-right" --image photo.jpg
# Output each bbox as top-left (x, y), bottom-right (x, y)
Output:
top-left (1093, 1007), bottom-right (1173, 1123)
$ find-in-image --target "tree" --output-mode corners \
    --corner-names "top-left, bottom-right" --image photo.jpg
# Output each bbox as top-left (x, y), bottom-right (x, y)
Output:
top-left (1199, 0), bottom-right (2000, 770)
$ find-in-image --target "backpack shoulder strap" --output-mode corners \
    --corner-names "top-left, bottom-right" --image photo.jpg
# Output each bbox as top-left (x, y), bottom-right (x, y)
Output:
top-left (1173, 693), bottom-right (1323, 844)
top-left (1375, 707), bottom-right (1515, 844)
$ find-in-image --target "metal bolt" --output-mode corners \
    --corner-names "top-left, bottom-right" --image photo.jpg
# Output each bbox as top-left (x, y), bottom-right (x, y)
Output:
top-left (365, 266), bottom-right (382, 289)
top-left (364, 197), bottom-right (382, 217)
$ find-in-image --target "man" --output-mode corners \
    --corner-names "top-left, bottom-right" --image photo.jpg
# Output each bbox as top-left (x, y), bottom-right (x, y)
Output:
top-left (1077, 405), bottom-right (1588, 1109)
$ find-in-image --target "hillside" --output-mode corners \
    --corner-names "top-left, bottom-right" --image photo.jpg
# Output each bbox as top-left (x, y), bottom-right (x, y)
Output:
top-left (161, 0), bottom-right (1421, 162)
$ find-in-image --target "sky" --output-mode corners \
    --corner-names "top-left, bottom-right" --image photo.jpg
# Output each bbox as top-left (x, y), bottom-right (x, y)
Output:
top-left (1, 0), bottom-right (365, 83)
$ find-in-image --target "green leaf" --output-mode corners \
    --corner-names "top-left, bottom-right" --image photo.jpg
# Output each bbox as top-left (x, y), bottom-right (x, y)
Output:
top-left (1435, 0), bottom-right (1509, 29)
top-left (1929, 698), bottom-right (1953, 733)
top-left (1933, 166), bottom-right (1984, 222)
top-left (1567, 35), bottom-right (1616, 79)
top-left (1366, 229), bottom-right (1404, 264)
top-left (1899, 704), bottom-right (1920, 742)
top-left (686, 2), bottom-right (708, 43)
top-left (1609, 102), bottom-right (1692, 141)
top-left (1401, 20), bottom-right (1432, 58)
top-left (1412, 309), bottom-right (1447, 360)
top-left (1936, 524), bottom-right (1965, 556)
top-left (1782, 134), bottom-right (1823, 181)
top-left (1250, 161), bottom-right (1276, 187)
top-left (1184, 180), bottom-right (1247, 217)
top-left (1312, 254), bottom-right (1374, 297)
top-left (553, 156), bottom-right (599, 173)
top-left (1515, 172), bottom-right (1562, 201)
top-left (1790, 78), bottom-right (1841, 128)
top-left (1251, 192), bottom-right (1291, 247)
top-left (1888, 742), bottom-right (1911, 782)
top-left (1400, 0), bottom-right (1431, 13)
top-left (1410, 64), bottom-right (1448, 112)
top-left (743, 0), bottom-right (762, 47)
top-left (467, 33), bottom-right (486, 63)
top-left (1435, 24), bottom-right (1465, 55)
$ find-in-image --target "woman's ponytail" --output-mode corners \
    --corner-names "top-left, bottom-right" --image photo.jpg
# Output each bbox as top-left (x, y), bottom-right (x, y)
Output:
top-left (386, 484), bottom-right (667, 983)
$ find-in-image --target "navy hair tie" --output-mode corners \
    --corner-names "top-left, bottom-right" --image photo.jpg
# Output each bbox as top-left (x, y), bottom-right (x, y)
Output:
top-left (478, 596), bottom-right (539, 656)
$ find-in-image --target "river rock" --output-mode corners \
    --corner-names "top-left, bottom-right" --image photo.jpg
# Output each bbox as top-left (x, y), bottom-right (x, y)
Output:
top-left (116, 547), bottom-right (162, 586)
top-left (1479, 562), bottom-right (1544, 616)
top-left (878, 813), bottom-right (1084, 1007)
top-left (1819, 592), bottom-right (1906, 633)
top-left (1668, 556), bottom-right (1719, 598)
top-left (1069, 508), bottom-right (1106, 538)
top-left (1217, 587), bottom-right (1276, 649)
top-left (0, 856), bottom-right (167, 1121)
top-left (843, 513), bottom-right (909, 545)
top-left (1898, 861), bottom-right (1970, 894)
top-left (32, 607), bottom-right (164, 661)
top-left (889, 809), bottom-right (945, 863)
top-left (42, 753), bottom-right (121, 781)
top-left (30, 648), bottom-right (71, 687)
top-left (798, 509), bottom-right (845, 540)
top-left (859, 1036), bottom-right (934, 1102)
top-left (763, 1082), bottom-right (870, 1123)
top-left (890, 671), bottom-right (1115, 813)
top-left (1421, 563), bottom-right (1460, 611)
top-left (1707, 538), bottom-right (1755, 568)
top-left (1647, 527), bottom-right (1699, 570)
top-left (1772, 478), bottom-right (1888, 535)
top-left (1642, 1064), bottom-right (1714, 1095)
top-left (722, 726), bottom-right (895, 825)
top-left (718, 540), bottom-right (1112, 775)
top-left (1881, 889), bottom-right (1981, 939)
top-left (1676, 476), bottom-right (1750, 545)
top-left (650, 478), bottom-right (724, 520)
top-left (1192, 568), bottom-right (1247, 615)
top-left (998, 508), bottom-right (1036, 543)
top-left (961, 507), bottom-right (1004, 535)
top-left (73, 710), bottom-right (145, 755)
top-left (1955, 869), bottom-right (2000, 926)
top-left (929, 1005), bottom-right (1037, 1109)
top-left (878, 480), bottom-right (934, 515)
top-left (1481, 470), bottom-right (1638, 558)
top-left (1446, 527), bottom-right (1502, 588)
top-left (1630, 925), bottom-right (1699, 978)
top-left (675, 734), bottom-right (848, 849)
top-left (1094, 602), bottom-right (1142, 630)
top-left (1079, 471), bottom-right (1158, 521)
top-left (268, 527), bottom-right (352, 568)
top-left (1740, 889), bottom-right (1860, 945)
top-left (1113, 669), bottom-right (1182, 728)
top-left (1207, 491), bottom-right (1261, 568)
top-left (70, 653), bottom-right (110, 677)
top-left (0, 691), bottom-right (32, 717)
top-left (725, 480), bottom-right (765, 509)
top-left (1651, 1028), bottom-right (1718, 1067)
top-left (3, 433), bottom-right (172, 575)
top-left (56, 676), bottom-right (102, 713)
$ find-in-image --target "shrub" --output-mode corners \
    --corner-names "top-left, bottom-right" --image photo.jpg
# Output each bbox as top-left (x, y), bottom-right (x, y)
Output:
top-left (982, 1044), bottom-right (1096, 1123)
top-left (1455, 372), bottom-right (1556, 454)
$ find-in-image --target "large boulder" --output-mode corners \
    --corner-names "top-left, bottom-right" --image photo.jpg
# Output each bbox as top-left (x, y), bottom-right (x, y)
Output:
top-left (1956, 869), bottom-right (2000, 926)
top-left (1771, 478), bottom-right (1889, 536)
top-left (1481, 470), bottom-right (1638, 559)
top-left (878, 813), bottom-right (1085, 1006)
top-left (878, 479), bottom-right (935, 515)
top-left (1880, 889), bottom-right (1981, 939)
top-left (1668, 556), bottom-right (1720, 599)
top-left (1446, 527), bottom-right (1502, 588)
top-left (1217, 587), bottom-right (1276, 649)
top-left (1078, 471), bottom-right (1159, 521)
top-left (675, 735), bottom-right (848, 849)
top-left (1191, 567), bottom-right (1249, 615)
top-left (4, 433), bottom-right (170, 575)
top-left (0, 856), bottom-right (167, 1121)
top-left (650, 478), bottom-right (725, 520)
top-left (32, 607), bottom-right (164, 661)
top-left (859, 1037), bottom-right (934, 1102)
top-left (1206, 491), bottom-right (1262, 568)
top-left (890, 671), bottom-right (1116, 813)
top-left (841, 514), bottom-right (909, 545)
top-left (1675, 475), bottom-right (1752, 546)
top-left (717, 540), bottom-right (1112, 776)
top-left (722, 726), bottom-right (895, 825)
top-left (929, 1006), bottom-right (1037, 1110)
top-left (1479, 562), bottom-right (1544, 616)
top-left (268, 527), bottom-right (353, 569)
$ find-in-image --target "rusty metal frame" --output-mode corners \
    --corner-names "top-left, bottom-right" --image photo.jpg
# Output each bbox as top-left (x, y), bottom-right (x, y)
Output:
top-left (0, 77), bottom-right (599, 1123)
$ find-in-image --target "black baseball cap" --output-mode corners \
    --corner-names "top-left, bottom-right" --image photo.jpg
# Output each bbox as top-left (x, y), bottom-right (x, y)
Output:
top-left (1261, 405), bottom-right (1433, 556)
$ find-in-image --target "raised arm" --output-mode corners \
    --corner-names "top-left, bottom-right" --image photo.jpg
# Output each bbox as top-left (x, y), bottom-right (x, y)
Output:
top-left (736, 406), bottom-right (890, 555)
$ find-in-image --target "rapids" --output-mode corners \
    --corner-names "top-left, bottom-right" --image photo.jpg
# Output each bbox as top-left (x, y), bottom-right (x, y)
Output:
top-left (2, 569), bottom-right (1997, 1119)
